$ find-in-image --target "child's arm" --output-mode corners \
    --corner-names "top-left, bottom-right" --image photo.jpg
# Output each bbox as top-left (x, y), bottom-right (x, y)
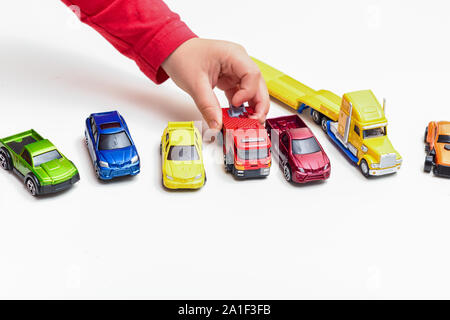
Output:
top-left (62, 0), bottom-right (269, 129)
top-left (61, 0), bottom-right (196, 84)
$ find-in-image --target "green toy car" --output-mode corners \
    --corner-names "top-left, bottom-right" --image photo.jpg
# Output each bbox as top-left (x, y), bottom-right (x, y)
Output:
top-left (0, 130), bottom-right (80, 196)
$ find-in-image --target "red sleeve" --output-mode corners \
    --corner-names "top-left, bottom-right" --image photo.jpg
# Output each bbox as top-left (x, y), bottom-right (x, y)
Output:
top-left (61, 0), bottom-right (197, 84)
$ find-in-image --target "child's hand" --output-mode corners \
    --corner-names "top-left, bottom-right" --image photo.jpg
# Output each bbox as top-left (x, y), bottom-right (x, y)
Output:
top-left (162, 38), bottom-right (270, 129)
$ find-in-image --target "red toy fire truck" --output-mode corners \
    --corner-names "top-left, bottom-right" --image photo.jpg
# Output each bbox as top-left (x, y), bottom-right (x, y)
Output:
top-left (222, 105), bottom-right (271, 178)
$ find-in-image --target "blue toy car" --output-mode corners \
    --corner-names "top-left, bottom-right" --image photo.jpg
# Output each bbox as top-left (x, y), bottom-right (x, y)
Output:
top-left (84, 111), bottom-right (140, 180)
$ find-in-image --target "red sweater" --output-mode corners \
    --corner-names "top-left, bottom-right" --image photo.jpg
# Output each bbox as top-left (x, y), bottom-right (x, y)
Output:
top-left (61, 0), bottom-right (197, 84)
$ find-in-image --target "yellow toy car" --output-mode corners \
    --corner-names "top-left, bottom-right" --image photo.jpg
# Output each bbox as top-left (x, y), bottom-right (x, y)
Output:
top-left (160, 121), bottom-right (206, 189)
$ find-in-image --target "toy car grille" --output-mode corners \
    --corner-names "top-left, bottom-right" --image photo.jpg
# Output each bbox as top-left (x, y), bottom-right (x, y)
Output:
top-left (109, 161), bottom-right (130, 168)
top-left (111, 168), bottom-right (132, 177)
top-left (380, 153), bottom-right (396, 168)
top-left (53, 179), bottom-right (73, 192)
top-left (436, 165), bottom-right (450, 176)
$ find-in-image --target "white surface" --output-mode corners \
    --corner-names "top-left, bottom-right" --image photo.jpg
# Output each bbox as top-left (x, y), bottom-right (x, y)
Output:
top-left (0, 0), bottom-right (449, 299)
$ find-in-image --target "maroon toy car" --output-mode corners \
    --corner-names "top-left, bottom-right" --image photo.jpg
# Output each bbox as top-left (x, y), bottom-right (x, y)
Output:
top-left (266, 115), bottom-right (330, 183)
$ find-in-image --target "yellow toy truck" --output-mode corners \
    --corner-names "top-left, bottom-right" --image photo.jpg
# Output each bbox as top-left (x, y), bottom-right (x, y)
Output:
top-left (253, 58), bottom-right (402, 177)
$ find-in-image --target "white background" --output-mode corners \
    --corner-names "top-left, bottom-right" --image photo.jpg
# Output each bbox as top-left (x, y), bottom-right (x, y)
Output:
top-left (0, 0), bottom-right (449, 299)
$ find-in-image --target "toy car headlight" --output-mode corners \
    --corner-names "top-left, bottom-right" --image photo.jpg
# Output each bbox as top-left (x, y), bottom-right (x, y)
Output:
top-left (166, 175), bottom-right (174, 180)
top-left (99, 161), bottom-right (109, 168)
top-left (298, 167), bottom-right (305, 173)
top-left (371, 163), bottom-right (380, 168)
top-left (361, 145), bottom-right (368, 153)
top-left (324, 163), bottom-right (329, 170)
top-left (131, 155), bottom-right (139, 163)
top-left (195, 174), bottom-right (202, 180)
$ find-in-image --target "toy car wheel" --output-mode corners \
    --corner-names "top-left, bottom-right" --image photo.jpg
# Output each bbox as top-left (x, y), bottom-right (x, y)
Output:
top-left (360, 159), bottom-right (370, 177)
top-left (433, 166), bottom-right (438, 175)
top-left (283, 163), bottom-right (292, 182)
top-left (424, 155), bottom-right (433, 173)
top-left (25, 178), bottom-right (38, 196)
top-left (424, 161), bottom-right (432, 173)
top-left (321, 117), bottom-right (328, 132)
top-left (159, 142), bottom-right (162, 155)
top-left (0, 149), bottom-right (12, 170)
top-left (312, 110), bottom-right (322, 124)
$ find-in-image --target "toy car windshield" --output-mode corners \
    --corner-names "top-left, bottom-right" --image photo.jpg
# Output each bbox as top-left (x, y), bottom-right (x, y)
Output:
top-left (168, 145), bottom-right (199, 161)
top-left (363, 126), bottom-right (386, 139)
top-left (237, 148), bottom-right (268, 160)
top-left (437, 135), bottom-right (450, 144)
top-left (292, 137), bottom-right (321, 155)
top-left (33, 150), bottom-right (62, 167)
top-left (98, 132), bottom-right (132, 150)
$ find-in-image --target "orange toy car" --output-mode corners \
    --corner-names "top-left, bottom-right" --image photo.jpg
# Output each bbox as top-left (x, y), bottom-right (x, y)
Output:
top-left (424, 121), bottom-right (450, 177)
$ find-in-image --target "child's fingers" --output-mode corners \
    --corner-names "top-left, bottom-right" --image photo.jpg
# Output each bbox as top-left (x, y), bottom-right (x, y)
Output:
top-left (230, 70), bottom-right (260, 107)
top-left (249, 78), bottom-right (270, 123)
top-left (228, 56), bottom-right (270, 123)
top-left (224, 86), bottom-right (239, 105)
top-left (234, 74), bottom-right (270, 124)
top-left (191, 79), bottom-right (222, 130)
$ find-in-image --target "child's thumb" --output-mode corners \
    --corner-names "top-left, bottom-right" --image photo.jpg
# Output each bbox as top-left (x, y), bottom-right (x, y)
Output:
top-left (191, 81), bottom-right (222, 130)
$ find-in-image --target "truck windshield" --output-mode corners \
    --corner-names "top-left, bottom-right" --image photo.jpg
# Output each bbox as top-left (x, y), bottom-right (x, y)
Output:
top-left (168, 145), bottom-right (199, 161)
top-left (292, 137), bottom-right (321, 155)
top-left (363, 127), bottom-right (386, 139)
top-left (237, 148), bottom-right (268, 160)
top-left (98, 131), bottom-right (131, 150)
top-left (33, 150), bottom-right (62, 167)
top-left (437, 135), bottom-right (450, 143)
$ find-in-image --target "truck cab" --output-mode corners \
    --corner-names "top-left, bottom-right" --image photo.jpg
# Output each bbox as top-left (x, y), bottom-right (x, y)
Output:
top-left (327, 90), bottom-right (402, 177)
top-left (222, 106), bottom-right (271, 178)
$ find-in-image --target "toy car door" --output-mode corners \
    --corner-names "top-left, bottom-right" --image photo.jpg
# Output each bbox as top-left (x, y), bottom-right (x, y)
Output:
top-left (17, 148), bottom-right (32, 176)
top-left (86, 117), bottom-right (98, 162)
top-left (279, 132), bottom-right (290, 164)
top-left (268, 127), bottom-right (280, 155)
top-left (223, 129), bottom-right (235, 166)
top-left (348, 122), bottom-right (362, 158)
top-left (427, 122), bottom-right (437, 151)
top-left (162, 131), bottom-right (170, 160)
